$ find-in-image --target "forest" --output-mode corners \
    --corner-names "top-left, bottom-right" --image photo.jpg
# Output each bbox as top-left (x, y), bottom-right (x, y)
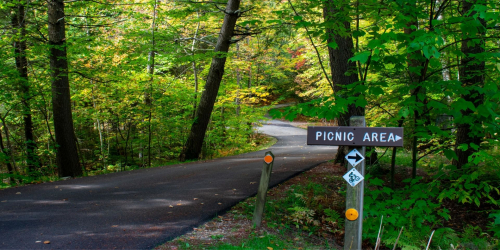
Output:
top-left (1, 0), bottom-right (499, 248)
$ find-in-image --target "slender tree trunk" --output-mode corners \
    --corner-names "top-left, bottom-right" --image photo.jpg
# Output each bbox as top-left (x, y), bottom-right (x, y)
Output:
top-left (180, 0), bottom-right (241, 161)
top-left (0, 123), bottom-right (15, 184)
top-left (235, 43), bottom-right (241, 116)
top-left (12, 3), bottom-right (41, 174)
top-left (453, 0), bottom-right (486, 168)
top-left (91, 84), bottom-right (104, 164)
top-left (391, 119), bottom-right (404, 189)
top-left (48, 0), bottom-right (82, 177)
top-left (191, 12), bottom-right (201, 119)
top-left (323, 0), bottom-right (364, 164)
top-left (146, 0), bottom-right (157, 168)
top-left (0, 117), bottom-right (18, 176)
top-left (247, 56), bottom-right (252, 89)
top-left (85, 9), bottom-right (104, 167)
top-left (123, 120), bottom-right (132, 170)
top-left (403, 0), bottom-right (422, 179)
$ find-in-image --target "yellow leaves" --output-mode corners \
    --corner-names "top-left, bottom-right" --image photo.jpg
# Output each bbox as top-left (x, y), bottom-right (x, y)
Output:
top-left (112, 54), bottom-right (128, 67)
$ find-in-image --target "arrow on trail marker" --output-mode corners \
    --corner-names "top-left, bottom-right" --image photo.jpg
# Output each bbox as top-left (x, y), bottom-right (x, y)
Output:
top-left (345, 149), bottom-right (365, 167)
top-left (347, 154), bottom-right (363, 162)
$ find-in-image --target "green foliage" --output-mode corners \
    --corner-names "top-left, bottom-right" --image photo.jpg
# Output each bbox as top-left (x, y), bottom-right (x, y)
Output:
top-left (436, 171), bottom-right (500, 207)
top-left (287, 206), bottom-right (319, 229)
top-left (1, 0), bottom-right (284, 182)
top-left (489, 211), bottom-right (500, 238)
top-left (364, 175), bottom-right (499, 249)
top-left (458, 225), bottom-right (490, 250)
top-left (324, 208), bottom-right (344, 228)
top-left (261, 181), bottom-right (344, 234)
top-left (364, 176), bottom-right (447, 249)
top-left (208, 234), bottom-right (296, 250)
top-left (209, 234), bottom-right (224, 240)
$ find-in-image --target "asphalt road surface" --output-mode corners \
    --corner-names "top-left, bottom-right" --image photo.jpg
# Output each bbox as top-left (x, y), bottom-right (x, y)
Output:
top-left (0, 119), bottom-right (337, 249)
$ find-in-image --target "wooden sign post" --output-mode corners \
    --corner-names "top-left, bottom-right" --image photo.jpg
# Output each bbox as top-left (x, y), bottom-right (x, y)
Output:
top-left (344, 116), bottom-right (366, 250)
top-left (252, 151), bottom-right (274, 227)
top-left (306, 116), bottom-right (404, 250)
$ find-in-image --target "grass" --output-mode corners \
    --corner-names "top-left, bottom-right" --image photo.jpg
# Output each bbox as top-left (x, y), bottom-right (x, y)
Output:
top-left (375, 148), bottom-right (413, 167)
top-left (205, 234), bottom-right (297, 249)
top-left (212, 133), bottom-right (277, 158)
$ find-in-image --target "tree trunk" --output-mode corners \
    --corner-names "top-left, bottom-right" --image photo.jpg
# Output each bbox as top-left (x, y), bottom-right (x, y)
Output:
top-left (0, 122), bottom-right (15, 184)
top-left (323, 0), bottom-right (364, 164)
top-left (191, 11), bottom-right (201, 119)
top-left (403, 1), bottom-right (422, 179)
top-left (0, 116), bottom-right (18, 178)
top-left (146, 0), bottom-right (157, 168)
top-left (85, 11), bottom-right (105, 167)
top-left (235, 43), bottom-right (241, 116)
top-left (12, 3), bottom-right (41, 175)
top-left (48, 0), bottom-right (82, 177)
top-left (453, 0), bottom-right (486, 168)
top-left (180, 0), bottom-right (241, 161)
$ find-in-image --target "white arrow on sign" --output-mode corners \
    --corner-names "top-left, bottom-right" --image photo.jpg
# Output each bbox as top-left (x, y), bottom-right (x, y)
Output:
top-left (345, 149), bottom-right (365, 167)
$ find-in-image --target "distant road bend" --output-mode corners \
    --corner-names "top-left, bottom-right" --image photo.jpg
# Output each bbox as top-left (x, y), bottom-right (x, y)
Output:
top-left (0, 119), bottom-right (337, 249)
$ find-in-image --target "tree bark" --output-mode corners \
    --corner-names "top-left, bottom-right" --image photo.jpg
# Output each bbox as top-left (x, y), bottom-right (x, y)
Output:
top-left (403, 1), bottom-right (422, 179)
top-left (12, 2), bottom-right (41, 174)
top-left (235, 43), bottom-right (241, 116)
top-left (453, 0), bottom-right (486, 168)
top-left (146, 0), bottom-right (158, 168)
top-left (180, 0), bottom-right (241, 161)
top-left (0, 116), bottom-right (18, 179)
top-left (48, 0), bottom-right (82, 177)
top-left (323, 0), bottom-right (364, 164)
top-left (0, 122), bottom-right (15, 184)
top-left (191, 11), bottom-right (201, 119)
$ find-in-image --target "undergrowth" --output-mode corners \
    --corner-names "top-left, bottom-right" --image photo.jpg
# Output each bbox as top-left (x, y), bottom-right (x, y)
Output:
top-left (0, 133), bottom-right (276, 189)
top-left (161, 161), bottom-right (500, 249)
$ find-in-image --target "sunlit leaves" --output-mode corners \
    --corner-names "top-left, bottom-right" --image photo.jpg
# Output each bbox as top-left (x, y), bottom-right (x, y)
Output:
top-left (349, 51), bottom-right (371, 64)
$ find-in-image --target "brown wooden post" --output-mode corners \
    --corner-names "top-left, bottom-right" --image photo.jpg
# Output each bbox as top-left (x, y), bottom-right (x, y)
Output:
top-left (344, 116), bottom-right (365, 250)
top-left (252, 151), bottom-right (274, 227)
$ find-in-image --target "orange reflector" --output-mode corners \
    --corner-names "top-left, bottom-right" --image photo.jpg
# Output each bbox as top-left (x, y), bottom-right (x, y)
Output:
top-left (345, 208), bottom-right (359, 221)
top-left (264, 155), bottom-right (273, 164)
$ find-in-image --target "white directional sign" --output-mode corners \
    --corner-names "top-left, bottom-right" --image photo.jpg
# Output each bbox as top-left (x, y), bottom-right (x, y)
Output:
top-left (345, 149), bottom-right (365, 167)
top-left (343, 168), bottom-right (364, 187)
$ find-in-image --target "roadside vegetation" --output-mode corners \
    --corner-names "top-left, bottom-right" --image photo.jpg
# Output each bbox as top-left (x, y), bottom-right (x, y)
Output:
top-left (0, 130), bottom-right (276, 188)
top-left (160, 153), bottom-right (499, 250)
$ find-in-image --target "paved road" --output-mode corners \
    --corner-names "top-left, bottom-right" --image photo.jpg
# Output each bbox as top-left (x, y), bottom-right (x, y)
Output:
top-left (0, 120), bottom-right (337, 249)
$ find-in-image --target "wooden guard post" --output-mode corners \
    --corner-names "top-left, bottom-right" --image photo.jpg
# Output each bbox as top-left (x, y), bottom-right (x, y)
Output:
top-left (252, 151), bottom-right (274, 227)
top-left (344, 116), bottom-right (366, 250)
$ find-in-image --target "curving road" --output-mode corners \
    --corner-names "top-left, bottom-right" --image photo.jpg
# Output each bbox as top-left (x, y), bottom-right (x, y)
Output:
top-left (0, 119), bottom-right (337, 249)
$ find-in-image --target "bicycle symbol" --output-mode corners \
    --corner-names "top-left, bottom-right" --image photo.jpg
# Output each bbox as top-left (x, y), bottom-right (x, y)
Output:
top-left (349, 171), bottom-right (361, 185)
